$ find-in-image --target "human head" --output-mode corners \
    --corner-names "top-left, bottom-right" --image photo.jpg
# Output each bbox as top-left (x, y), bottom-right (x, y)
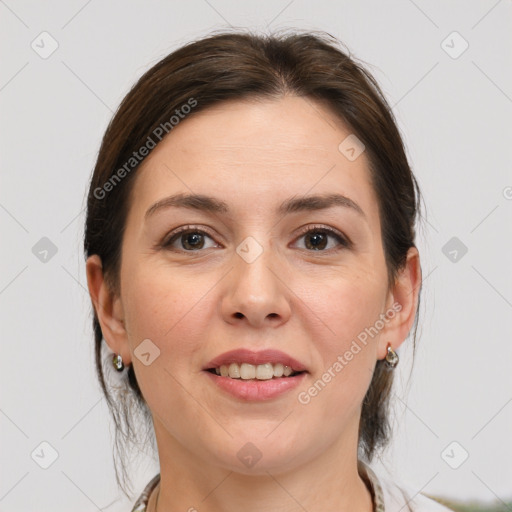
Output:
top-left (84, 29), bottom-right (422, 491)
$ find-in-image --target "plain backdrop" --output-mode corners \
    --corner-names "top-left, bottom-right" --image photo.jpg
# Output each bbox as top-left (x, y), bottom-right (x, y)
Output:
top-left (1, 1), bottom-right (511, 511)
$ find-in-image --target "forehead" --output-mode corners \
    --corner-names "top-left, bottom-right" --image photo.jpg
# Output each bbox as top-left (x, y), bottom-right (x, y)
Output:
top-left (128, 96), bottom-right (379, 224)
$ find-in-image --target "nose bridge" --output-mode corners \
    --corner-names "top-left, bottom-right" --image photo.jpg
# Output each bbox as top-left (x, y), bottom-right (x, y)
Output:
top-left (223, 233), bottom-right (291, 326)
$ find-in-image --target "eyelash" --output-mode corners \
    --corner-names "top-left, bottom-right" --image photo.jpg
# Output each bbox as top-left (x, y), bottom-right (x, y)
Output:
top-left (161, 224), bottom-right (351, 253)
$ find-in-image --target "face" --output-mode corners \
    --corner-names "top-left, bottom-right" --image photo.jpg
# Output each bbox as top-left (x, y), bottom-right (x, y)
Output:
top-left (93, 96), bottom-right (413, 475)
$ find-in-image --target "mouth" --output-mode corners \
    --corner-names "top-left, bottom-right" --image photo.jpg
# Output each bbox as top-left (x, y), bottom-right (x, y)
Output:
top-left (203, 348), bottom-right (309, 381)
top-left (203, 360), bottom-right (308, 401)
top-left (205, 362), bottom-right (306, 380)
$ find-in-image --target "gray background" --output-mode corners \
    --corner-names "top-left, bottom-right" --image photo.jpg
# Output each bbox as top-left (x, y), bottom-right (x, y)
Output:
top-left (1, 1), bottom-right (511, 510)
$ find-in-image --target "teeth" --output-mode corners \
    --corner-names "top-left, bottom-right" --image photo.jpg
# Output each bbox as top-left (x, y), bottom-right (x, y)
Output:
top-left (215, 362), bottom-right (298, 380)
top-left (256, 363), bottom-right (273, 380)
top-left (273, 363), bottom-right (284, 377)
top-left (240, 363), bottom-right (256, 379)
top-left (228, 363), bottom-right (240, 378)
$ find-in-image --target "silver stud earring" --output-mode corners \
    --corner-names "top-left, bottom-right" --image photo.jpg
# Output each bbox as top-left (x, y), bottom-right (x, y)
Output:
top-left (384, 343), bottom-right (399, 369)
top-left (113, 353), bottom-right (124, 372)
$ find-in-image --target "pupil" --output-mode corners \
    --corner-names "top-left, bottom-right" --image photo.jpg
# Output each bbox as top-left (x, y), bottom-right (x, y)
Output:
top-left (306, 232), bottom-right (326, 250)
top-left (183, 233), bottom-right (203, 250)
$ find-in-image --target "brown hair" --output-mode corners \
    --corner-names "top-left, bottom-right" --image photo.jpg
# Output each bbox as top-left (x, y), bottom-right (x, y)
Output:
top-left (84, 29), bottom-right (422, 493)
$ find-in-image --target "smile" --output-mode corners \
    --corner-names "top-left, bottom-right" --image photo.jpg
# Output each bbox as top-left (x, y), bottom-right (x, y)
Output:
top-left (207, 362), bottom-right (304, 380)
top-left (204, 369), bottom-right (307, 401)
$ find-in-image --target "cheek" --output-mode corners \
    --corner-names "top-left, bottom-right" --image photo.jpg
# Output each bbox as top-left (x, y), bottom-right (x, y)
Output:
top-left (121, 264), bottom-right (218, 366)
top-left (298, 271), bottom-right (386, 404)
top-left (308, 271), bottom-right (387, 348)
top-left (296, 323), bottom-right (379, 439)
top-left (120, 267), bottom-right (217, 416)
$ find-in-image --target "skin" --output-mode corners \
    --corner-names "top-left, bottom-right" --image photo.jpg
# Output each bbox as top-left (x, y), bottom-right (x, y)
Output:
top-left (86, 95), bottom-right (421, 512)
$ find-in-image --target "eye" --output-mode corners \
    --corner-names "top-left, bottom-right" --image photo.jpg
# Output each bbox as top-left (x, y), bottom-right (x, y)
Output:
top-left (162, 226), bottom-right (219, 252)
top-left (161, 224), bottom-right (350, 253)
top-left (293, 225), bottom-right (350, 252)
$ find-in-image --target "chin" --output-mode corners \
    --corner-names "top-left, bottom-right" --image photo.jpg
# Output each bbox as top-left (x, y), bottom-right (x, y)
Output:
top-left (205, 435), bottom-right (309, 476)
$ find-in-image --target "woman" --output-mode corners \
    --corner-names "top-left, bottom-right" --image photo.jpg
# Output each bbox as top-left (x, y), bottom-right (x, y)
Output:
top-left (84, 30), bottom-right (452, 511)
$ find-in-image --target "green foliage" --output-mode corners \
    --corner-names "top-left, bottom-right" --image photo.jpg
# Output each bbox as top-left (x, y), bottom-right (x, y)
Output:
top-left (425, 494), bottom-right (512, 512)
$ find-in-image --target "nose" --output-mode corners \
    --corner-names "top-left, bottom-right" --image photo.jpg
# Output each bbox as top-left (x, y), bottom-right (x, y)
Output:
top-left (221, 238), bottom-right (292, 329)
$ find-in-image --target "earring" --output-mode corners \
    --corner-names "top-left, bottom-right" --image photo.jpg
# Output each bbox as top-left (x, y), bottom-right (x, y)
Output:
top-left (113, 353), bottom-right (124, 371)
top-left (384, 343), bottom-right (399, 369)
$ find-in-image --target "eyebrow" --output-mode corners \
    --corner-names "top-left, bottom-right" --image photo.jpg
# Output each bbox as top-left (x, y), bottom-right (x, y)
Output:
top-left (144, 192), bottom-right (366, 220)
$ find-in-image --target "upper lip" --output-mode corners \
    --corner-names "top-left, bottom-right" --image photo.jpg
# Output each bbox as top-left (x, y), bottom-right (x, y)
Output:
top-left (204, 348), bottom-right (308, 373)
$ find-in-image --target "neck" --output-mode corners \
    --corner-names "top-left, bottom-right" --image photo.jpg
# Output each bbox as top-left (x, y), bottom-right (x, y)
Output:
top-left (147, 421), bottom-right (374, 512)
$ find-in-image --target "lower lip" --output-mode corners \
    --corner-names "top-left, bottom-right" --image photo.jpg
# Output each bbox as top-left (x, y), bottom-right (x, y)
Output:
top-left (203, 370), bottom-right (307, 401)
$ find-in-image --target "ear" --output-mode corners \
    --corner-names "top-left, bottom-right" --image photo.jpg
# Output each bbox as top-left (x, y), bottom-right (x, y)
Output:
top-left (85, 255), bottom-right (132, 365)
top-left (377, 246), bottom-right (422, 360)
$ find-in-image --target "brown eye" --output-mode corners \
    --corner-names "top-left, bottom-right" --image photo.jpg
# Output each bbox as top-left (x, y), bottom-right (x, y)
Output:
top-left (306, 232), bottom-right (326, 250)
top-left (294, 226), bottom-right (350, 252)
top-left (163, 228), bottom-right (218, 251)
top-left (180, 232), bottom-right (206, 250)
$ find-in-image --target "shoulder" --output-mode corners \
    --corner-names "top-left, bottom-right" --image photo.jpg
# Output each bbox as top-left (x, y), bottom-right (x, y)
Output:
top-left (377, 472), bottom-right (454, 511)
top-left (360, 461), bottom-right (453, 512)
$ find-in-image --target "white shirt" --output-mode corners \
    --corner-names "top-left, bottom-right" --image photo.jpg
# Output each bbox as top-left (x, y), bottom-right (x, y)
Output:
top-left (362, 462), bottom-right (454, 511)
